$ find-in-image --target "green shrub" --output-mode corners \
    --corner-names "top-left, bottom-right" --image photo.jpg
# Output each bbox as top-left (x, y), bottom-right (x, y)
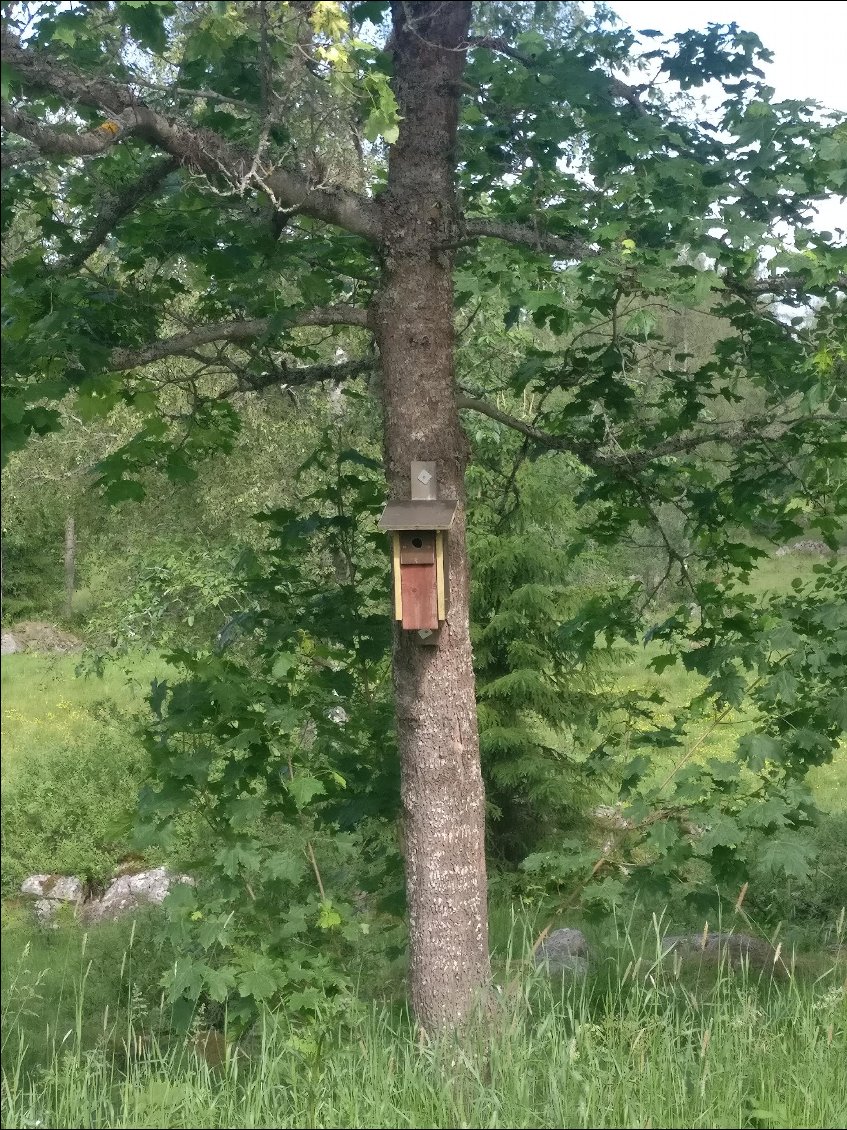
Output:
top-left (748, 811), bottom-right (847, 936)
top-left (1, 716), bottom-right (149, 894)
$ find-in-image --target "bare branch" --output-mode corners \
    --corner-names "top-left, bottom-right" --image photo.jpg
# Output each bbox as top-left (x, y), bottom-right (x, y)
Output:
top-left (110, 306), bottom-right (372, 371)
top-left (221, 356), bottom-right (374, 396)
top-left (1, 29), bottom-right (382, 241)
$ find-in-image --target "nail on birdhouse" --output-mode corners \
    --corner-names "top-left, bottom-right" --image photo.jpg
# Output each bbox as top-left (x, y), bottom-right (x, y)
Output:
top-left (378, 463), bottom-right (456, 641)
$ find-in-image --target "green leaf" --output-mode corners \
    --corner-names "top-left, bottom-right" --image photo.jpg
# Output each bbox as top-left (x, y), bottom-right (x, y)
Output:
top-left (119, 1), bottom-right (175, 52)
top-left (272, 652), bottom-right (298, 679)
top-left (697, 815), bottom-right (742, 853)
top-left (169, 959), bottom-right (206, 1002)
top-left (647, 821), bottom-right (679, 852)
top-left (828, 694), bottom-right (847, 730)
top-left (0, 62), bottom-right (13, 102)
top-left (288, 775), bottom-right (326, 809)
top-left (318, 900), bottom-right (342, 929)
top-left (739, 733), bottom-right (782, 770)
top-left (51, 23), bottom-right (79, 46)
top-left (215, 842), bottom-right (263, 876)
top-left (758, 835), bottom-right (816, 881)
top-left (267, 705), bottom-right (300, 731)
top-left (103, 479), bottom-right (146, 504)
top-left (237, 960), bottom-right (280, 1002)
top-left (706, 758), bottom-right (740, 783)
top-left (203, 965), bottom-right (237, 1003)
top-left (266, 850), bottom-right (307, 884)
top-left (769, 668), bottom-right (798, 705)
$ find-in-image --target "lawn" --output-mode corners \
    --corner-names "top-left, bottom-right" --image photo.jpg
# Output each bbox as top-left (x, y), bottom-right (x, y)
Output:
top-left (1, 650), bottom-right (171, 784)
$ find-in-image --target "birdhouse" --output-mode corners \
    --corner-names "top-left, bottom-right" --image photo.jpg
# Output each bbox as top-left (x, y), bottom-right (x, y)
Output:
top-left (378, 463), bottom-right (457, 638)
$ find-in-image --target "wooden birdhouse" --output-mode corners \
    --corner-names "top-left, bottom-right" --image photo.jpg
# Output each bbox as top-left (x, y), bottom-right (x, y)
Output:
top-left (378, 463), bottom-right (457, 639)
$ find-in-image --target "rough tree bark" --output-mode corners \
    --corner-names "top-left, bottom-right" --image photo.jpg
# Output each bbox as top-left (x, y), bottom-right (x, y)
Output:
top-left (373, 0), bottom-right (491, 1030)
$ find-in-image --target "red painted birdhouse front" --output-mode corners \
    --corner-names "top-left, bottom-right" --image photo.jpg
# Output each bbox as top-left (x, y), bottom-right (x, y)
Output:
top-left (378, 493), bottom-right (457, 640)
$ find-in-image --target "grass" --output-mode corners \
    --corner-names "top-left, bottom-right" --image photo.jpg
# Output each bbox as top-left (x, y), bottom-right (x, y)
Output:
top-left (1, 651), bottom-right (171, 784)
top-left (2, 913), bottom-right (845, 1129)
top-left (1, 907), bottom-right (173, 1078)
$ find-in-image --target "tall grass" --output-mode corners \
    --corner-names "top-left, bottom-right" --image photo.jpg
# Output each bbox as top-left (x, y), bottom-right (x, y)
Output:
top-left (2, 920), bottom-right (845, 1129)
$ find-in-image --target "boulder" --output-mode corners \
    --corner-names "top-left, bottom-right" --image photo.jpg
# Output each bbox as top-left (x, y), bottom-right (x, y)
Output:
top-left (1, 632), bottom-right (19, 655)
top-left (535, 927), bottom-right (589, 976)
top-left (83, 867), bottom-right (193, 923)
top-left (774, 540), bottom-right (831, 557)
top-left (660, 932), bottom-right (783, 972)
top-left (1, 621), bottom-right (82, 654)
top-left (21, 874), bottom-right (85, 902)
top-left (33, 898), bottom-right (62, 927)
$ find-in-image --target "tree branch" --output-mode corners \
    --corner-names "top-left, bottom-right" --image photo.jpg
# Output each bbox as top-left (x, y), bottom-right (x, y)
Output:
top-left (1, 100), bottom-right (140, 156)
top-left (463, 218), bottom-right (593, 261)
top-left (57, 156), bottom-right (178, 272)
top-left (110, 306), bottom-right (372, 371)
top-left (466, 35), bottom-right (648, 117)
top-left (1, 29), bottom-right (382, 241)
top-left (745, 272), bottom-right (847, 296)
top-left (221, 356), bottom-right (374, 397)
top-left (456, 394), bottom-right (594, 462)
top-left (457, 394), bottom-right (820, 471)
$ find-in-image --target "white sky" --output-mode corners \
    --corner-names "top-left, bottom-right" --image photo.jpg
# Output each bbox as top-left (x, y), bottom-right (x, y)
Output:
top-left (609, 2), bottom-right (847, 234)
top-left (610, 2), bottom-right (846, 110)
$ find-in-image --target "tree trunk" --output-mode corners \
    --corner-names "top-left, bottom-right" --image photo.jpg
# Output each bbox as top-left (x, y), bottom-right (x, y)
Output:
top-left (373, 1), bottom-right (490, 1030)
top-left (64, 514), bottom-right (76, 620)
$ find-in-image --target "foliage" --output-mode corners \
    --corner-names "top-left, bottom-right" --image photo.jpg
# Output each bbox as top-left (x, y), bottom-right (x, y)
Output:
top-left (1, 388), bottom-right (343, 630)
top-left (522, 558), bottom-right (847, 916)
top-left (2, 0), bottom-right (846, 1012)
top-left (135, 439), bottom-right (403, 1026)
top-left (91, 541), bottom-right (253, 652)
top-left (747, 811), bottom-right (847, 934)
top-left (468, 449), bottom-right (615, 859)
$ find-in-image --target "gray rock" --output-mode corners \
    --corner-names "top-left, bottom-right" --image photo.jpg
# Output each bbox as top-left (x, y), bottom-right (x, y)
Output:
top-left (1, 632), bottom-right (19, 655)
top-left (83, 867), bottom-right (193, 923)
top-left (21, 874), bottom-right (84, 902)
top-left (774, 540), bottom-right (831, 557)
top-left (660, 932), bottom-right (782, 971)
top-left (535, 928), bottom-right (590, 975)
top-left (33, 898), bottom-right (61, 927)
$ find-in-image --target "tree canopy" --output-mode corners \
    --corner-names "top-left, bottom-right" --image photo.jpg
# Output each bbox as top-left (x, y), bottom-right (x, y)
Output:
top-left (2, 0), bottom-right (845, 1027)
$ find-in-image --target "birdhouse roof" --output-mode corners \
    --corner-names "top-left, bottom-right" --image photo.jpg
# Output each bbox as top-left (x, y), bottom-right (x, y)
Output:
top-left (378, 500), bottom-right (458, 531)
